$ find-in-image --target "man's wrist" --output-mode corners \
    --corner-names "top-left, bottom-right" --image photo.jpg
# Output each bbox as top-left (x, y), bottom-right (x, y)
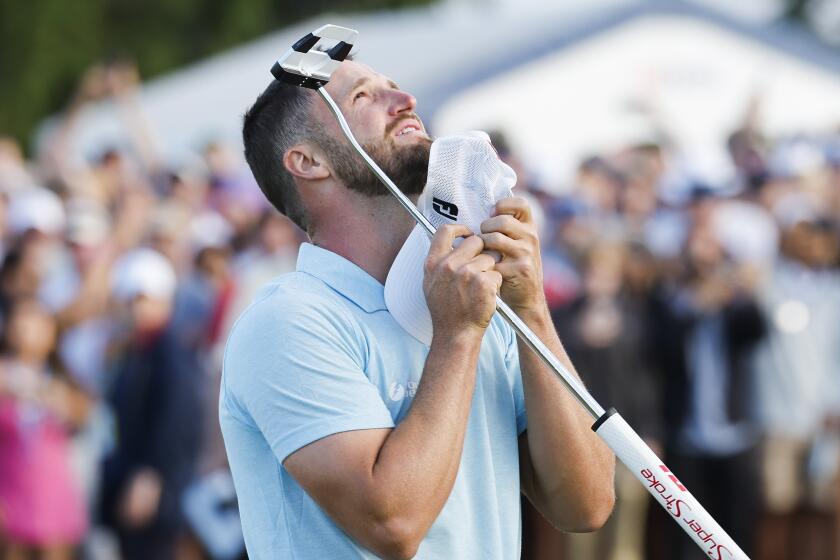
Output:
top-left (429, 325), bottom-right (489, 365)
top-left (510, 299), bottom-right (552, 329)
top-left (431, 324), bottom-right (485, 348)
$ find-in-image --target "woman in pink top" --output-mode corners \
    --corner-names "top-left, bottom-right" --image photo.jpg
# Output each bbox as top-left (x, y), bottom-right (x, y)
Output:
top-left (0, 298), bottom-right (91, 560)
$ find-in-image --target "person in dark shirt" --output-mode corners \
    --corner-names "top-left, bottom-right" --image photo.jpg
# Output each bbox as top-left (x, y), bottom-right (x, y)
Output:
top-left (552, 241), bottom-right (662, 560)
top-left (100, 249), bottom-right (203, 560)
top-left (650, 218), bottom-right (765, 560)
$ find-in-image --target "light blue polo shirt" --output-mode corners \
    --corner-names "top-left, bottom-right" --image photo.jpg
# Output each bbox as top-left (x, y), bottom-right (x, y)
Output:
top-left (220, 243), bottom-right (527, 560)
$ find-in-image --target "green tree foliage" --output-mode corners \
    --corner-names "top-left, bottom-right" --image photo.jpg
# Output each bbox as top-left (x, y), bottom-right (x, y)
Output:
top-left (0, 0), bottom-right (432, 152)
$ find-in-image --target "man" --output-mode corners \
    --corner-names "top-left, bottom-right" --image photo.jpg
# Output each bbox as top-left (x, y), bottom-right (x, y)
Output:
top-left (220, 59), bottom-right (615, 559)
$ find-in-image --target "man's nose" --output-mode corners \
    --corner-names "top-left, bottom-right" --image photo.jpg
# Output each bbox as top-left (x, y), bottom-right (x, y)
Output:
top-left (387, 89), bottom-right (417, 115)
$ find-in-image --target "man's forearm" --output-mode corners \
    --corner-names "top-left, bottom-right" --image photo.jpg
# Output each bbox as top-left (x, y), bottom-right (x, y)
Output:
top-left (517, 307), bottom-right (615, 531)
top-left (365, 329), bottom-right (483, 546)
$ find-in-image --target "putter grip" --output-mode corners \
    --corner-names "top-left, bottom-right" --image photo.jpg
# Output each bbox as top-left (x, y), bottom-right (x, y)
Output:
top-left (593, 410), bottom-right (750, 560)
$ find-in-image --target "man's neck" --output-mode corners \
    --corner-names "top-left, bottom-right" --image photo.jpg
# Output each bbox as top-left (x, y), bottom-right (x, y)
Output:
top-left (310, 192), bottom-right (418, 284)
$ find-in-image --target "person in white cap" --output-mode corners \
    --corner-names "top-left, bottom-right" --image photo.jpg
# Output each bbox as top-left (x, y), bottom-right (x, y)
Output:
top-left (100, 249), bottom-right (205, 560)
top-left (221, 59), bottom-right (615, 560)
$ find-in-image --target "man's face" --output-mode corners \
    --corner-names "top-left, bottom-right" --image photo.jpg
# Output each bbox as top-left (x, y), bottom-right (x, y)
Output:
top-left (313, 61), bottom-right (432, 197)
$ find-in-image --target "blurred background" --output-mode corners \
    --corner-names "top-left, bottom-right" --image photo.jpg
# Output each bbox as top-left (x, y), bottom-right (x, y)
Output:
top-left (1, 0), bottom-right (839, 559)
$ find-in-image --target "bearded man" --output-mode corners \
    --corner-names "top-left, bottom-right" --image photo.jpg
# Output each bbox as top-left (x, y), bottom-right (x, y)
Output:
top-left (219, 59), bottom-right (615, 560)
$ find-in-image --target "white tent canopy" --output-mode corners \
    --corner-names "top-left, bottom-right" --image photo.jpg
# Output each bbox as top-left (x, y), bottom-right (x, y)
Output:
top-left (38, 0), bottom-right (840, 186)
top-left (434, 13), bottom-right (840, 188)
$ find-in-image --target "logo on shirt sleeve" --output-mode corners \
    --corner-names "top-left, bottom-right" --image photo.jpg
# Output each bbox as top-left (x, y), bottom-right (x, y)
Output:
top-left (388, 382), bottom-right (406, 401)
top-left (388, 381), bottom-right (418, 402)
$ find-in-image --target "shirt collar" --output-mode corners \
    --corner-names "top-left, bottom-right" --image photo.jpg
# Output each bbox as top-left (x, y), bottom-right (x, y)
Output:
top-left (296, 243), bottom-right (387, 313)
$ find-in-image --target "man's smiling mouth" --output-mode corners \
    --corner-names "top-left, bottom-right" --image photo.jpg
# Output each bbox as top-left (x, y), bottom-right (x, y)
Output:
top-left (397, 125), bottom-right (419, 136)
top-left (388, 116), bottom-right (423, 138)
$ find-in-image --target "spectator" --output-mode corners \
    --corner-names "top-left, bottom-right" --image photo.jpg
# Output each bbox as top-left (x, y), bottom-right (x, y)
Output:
top-left (650, 209), bottom-right (765, 559)
top-left (0, 298), bottom-right (90, 560)
top-left (752, 197), bottom-right (840, 560)
top-left (553, 241), bottom-right (662, 560)
top-left (99, 249), bottom-right (204, 560)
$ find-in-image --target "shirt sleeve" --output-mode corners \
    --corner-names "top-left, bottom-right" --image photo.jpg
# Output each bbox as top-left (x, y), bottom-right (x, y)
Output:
top-left (223, 291), bottom-right (396, 464)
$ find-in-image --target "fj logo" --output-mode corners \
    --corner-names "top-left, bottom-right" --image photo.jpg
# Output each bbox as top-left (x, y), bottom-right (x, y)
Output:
top-left (388, 381), bottom-right (418, 402)
top-left (432, 197), bottom-right (459, 221)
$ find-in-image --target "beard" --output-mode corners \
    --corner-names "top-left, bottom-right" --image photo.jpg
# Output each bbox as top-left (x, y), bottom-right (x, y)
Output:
top-left (317, 131), bottom-right (431, 198)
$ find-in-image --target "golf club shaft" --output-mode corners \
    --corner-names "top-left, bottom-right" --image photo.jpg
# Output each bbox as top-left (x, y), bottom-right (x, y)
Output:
top-left (316, 86), bottom-right (604, 419)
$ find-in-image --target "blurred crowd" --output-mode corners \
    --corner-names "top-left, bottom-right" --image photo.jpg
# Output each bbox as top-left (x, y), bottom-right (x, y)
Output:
top-left (0, 58), bottom-right (838, 560)
top-left (511, 108), bottom-right (840, 559)
top-left (0, 60), bottom-right (301, 560)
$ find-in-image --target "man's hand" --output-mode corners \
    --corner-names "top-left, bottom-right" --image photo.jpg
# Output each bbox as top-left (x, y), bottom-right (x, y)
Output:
top-left (479, 197), bottom-right (546, 316)
top-left (119, 467), bottom-right (163, 529)
top-left (424, 224), bottom-right (503, 339)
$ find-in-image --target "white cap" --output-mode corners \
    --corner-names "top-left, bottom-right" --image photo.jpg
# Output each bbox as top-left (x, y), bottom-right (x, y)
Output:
top-left (7, 187), bottom-right (65, 236)
top-left (190, 211), bottom-right (234, 253)
top-left (65, 198), bottom-right (110, 247)
top-left (110, 248), bottom-right (177, 303)
top-left (384, 131), bottom-right (516, 346)
top-left (711, 200), bottom-right (779, 266)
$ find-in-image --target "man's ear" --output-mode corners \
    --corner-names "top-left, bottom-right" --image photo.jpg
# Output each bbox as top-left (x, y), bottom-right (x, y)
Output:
top-left (283, 143), bottom-right (330, 181)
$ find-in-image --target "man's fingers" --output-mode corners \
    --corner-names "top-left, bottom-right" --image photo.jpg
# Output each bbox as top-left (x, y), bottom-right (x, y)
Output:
top-left (433, 235), bottom-right (485, 273)
top-left (479, 231), bottom-right (524, 259)
top-left (480, 197), bottom-right (536, 242)
top-left (480, 214), bottom-right (530, 240)
top-left (427, 224), bottom-right (473, 261)
top-left (426, 225), bottom-right (487, 276)
top-left (461, 253), bottom-right (497, 274)
top-left (493, 197), bottom-right (533, 224)
top-left (451, 234), bottom-right (485, 261)
top-left (488, 270), bottom-right (504, 293)
top-left (459, 260), bottom-right (503, 295)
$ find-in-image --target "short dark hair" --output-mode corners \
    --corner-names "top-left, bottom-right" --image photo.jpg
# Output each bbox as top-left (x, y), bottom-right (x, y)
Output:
top-left (242, 80), bottom-right (319, 232)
